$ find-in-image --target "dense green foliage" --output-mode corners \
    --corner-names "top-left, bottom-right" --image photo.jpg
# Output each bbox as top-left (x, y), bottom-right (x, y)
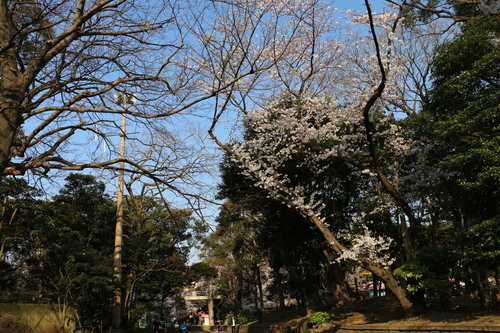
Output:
top-left (0, 175), bottom-right (117, 330)
top-left (0, 174), bottom-right (206, 331)
top-left (210, 150), bottom-right (361, 312)
top-left (398, 14), bottom-right (500, 305)
top-left (427, 16), bottom-right (500, 204)
top-left (308, 312), bottom-right (338, 326)
top-left (122, 192), bottom-right (207, 324)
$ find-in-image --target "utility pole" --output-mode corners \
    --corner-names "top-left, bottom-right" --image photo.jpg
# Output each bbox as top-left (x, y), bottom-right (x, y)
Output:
top-left (112, 91), bottom-right (135, 331)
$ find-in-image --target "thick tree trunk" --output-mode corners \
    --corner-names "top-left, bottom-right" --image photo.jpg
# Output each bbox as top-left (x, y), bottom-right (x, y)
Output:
top-left (359, 257), bottom-right (416, 316)
top-left (0, 59), bottom-right (23, 176)
top-left (308, 211), bottom-right (418, 317)
top-left (0, 1), bottom-right (27, 177)
top-left (0, 115), bottom-right (18, 176)
top-left (322, 248), bottom-right (358, 306)
top-left (0, 2), bottom-right (21, 175)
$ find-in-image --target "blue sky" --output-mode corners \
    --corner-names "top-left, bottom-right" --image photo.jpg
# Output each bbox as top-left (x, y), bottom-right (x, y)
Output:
top-left (334, 0), bottom-right (386, 11)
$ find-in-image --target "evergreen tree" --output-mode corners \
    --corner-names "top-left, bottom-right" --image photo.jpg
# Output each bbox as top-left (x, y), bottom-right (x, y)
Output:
top-left (33, 174), bottom-right (116, 329)
top-left (399, 14), bottom-right (500, 307)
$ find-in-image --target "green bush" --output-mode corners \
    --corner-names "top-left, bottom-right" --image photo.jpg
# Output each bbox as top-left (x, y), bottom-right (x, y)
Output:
top-left (308, 312), bottom-right (338, 326)
top-left (227, 310), bottom-right (250, 324)
top-left (393, 245), bottom-right (460, 307)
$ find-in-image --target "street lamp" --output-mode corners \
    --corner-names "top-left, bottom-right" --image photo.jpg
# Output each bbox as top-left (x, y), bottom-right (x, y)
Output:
top-left (112, 91), bottom-right (135, 331)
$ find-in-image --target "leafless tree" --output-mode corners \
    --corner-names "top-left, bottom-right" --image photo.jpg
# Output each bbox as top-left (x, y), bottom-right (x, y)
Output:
top-left (0, 0), bottom-right (264, 182)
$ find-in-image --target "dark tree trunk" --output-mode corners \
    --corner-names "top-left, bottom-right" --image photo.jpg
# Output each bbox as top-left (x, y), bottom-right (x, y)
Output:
top-left (322, 248), bottom-right (358, 306)
top-left (235, 272), bottom-right (243, 312)
top-left (308, 212), bottom-right (419, 317)
top-left (475, 268), bottom-right (487, 308)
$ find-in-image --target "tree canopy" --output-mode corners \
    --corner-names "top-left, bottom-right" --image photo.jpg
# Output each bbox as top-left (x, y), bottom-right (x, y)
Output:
top-left (0, 173), bottom-right (207, 330)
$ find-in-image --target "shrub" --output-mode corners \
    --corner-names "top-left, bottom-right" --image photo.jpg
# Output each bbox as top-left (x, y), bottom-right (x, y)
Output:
top-left (227, 310), bottom-right (250, 324)
top-left (308, 312), bottom-right (338, 326)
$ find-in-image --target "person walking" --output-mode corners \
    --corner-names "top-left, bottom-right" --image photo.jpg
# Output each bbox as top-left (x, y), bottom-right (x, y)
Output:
top-left (153, 318), bottom-right (161, 333)
top-left (230, 316), bottom-right (236, 333)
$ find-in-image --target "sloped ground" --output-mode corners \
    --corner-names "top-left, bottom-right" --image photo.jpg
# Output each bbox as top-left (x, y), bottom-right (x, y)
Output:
top-left (0, 314), bottom-right (36, 333)
top-left (252, 296), bottom-right (500, 328)
top-left (3, 296), bottom-right (497, 333)
top-left (333, 296), bottom-right (500, 326)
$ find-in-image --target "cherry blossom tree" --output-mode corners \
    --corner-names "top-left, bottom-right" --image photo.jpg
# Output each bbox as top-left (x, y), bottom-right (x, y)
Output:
top-left (206, 0), bottom-right (429, 316)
